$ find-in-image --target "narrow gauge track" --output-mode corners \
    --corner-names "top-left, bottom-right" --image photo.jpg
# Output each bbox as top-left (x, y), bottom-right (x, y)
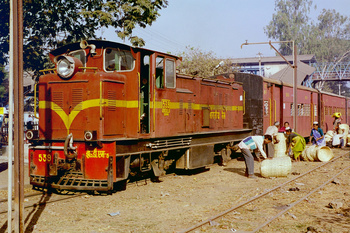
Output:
top-left (0, 191), bottom-right (85, 215)
top-left (179, 151), bottom-right (350, 233)
top-left (0, 166), bottom-right (204, 215)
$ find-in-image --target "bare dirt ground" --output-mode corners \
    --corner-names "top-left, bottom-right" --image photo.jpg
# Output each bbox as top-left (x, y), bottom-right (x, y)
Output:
top-left (1, 148), bottom-right (350, 233)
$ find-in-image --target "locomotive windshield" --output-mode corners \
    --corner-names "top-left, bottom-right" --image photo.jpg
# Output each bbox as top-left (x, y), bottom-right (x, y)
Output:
top-left (70, 50), bottom-right (86, 66)
top-left (105, 48), bottom-right (135, 71)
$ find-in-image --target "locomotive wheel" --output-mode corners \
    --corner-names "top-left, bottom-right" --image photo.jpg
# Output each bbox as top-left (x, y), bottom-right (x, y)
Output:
top-left (114, 179), bottom-right (128, 191)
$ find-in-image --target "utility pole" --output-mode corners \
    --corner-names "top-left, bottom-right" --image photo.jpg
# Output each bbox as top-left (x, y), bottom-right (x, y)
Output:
top-left (257, 52), bottom-right (263, 76)
top-left (10, 0), bottom-right (24, 232)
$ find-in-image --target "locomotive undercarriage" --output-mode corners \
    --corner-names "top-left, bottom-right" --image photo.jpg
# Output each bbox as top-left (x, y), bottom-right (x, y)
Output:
top-left (118, 129), bottom-right (252, 182)
top-left (29, 129), bottom-right (251, 193)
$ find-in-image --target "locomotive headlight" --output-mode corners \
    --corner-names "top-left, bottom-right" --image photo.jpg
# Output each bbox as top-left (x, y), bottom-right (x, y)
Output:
top-left (56, 55), bottom-right (83, 79)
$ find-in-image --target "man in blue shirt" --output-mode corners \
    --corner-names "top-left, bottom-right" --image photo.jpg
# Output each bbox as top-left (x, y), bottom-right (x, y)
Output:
top-left (235, 135), bottom-right (272, 178)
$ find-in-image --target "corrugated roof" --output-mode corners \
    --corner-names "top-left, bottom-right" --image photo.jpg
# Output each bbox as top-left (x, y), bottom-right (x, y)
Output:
top-left (231, 54), bottom-right (316, 66)
top-left (270, 61), bottom-right (316, 85)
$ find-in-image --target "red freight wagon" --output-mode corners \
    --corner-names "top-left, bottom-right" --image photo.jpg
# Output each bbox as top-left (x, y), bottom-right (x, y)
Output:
top-left (235, 73), bottom-right (348, 140)
top-left (320, 91), bottom-right (347, 131)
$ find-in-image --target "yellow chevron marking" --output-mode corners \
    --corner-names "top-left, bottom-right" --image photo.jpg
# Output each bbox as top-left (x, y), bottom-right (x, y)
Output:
top-left (39, 98), bottom-right (242, 132)
top-left (39, 99), bottom-right (138, 133)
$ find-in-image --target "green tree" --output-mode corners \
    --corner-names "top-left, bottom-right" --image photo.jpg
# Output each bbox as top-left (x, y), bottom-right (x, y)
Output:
top-left (313, 9), bottom-right (350, 62)
top-left (264, 0), bottom-right (314, 55)
top-left (177, 46), bottom-right (235, 78)
top-left (265, 0), bottom-right (350, 62)
top-left (0, 0), bottom-right (168, 76)
top-left (265, 0), bottom-right (350, 93)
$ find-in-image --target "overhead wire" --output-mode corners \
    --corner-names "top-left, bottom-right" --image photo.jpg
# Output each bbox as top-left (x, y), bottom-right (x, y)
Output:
top-left (132, 27), bottom-right (187, 54)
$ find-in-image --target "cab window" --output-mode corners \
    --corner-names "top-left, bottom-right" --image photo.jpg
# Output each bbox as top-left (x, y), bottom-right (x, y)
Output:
top-left (70, 50), bottom-right (86, 66)
top-left (165, 59), bottom-right (175, 88)
top-left (156, 56), bottom-right (164, 88)
top-left (105, 48), bottom-right (135, 71)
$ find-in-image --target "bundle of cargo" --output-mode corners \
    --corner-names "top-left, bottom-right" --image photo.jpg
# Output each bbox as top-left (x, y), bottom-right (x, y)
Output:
top-left (301, 145), bottom-right (333, 162)
top-left (260, 157), bottom-right (292, 178)
top-left (324, 130), bottom-right (334, 143)
top-left (274, 133), bottom-right (288, 157)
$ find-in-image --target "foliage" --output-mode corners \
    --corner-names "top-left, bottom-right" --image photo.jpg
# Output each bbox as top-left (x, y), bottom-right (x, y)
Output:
top-left (264, 0), bottom-right (314, 56)
top-left (0, 0), bottom-right (168, 76)
top-left (265, 0), bottom-right (350, 63)
top-left (0, 66), bottom-right (6, 98)
top-left (312, 9), bottom-right (350, 62)
top-left (265, 0), bottom-right (350, 94)
top-left (177, 46), bottom-right (236, 78)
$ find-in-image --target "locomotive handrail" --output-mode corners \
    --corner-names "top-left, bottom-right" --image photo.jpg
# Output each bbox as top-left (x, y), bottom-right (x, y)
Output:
top-left (138, 72), bottom-right (141, 133)
top-left (153, 74), bottom-right (156, 132)
top-left (99, 81), bottom-right (103, 119)
top-left (34, 82), bottom-right (38, 119)
top-left (29, 145), bottom-right (65, 150)
top-left (79, 67), bottom-right (98, 73)
top-left (39, 68), bottom-right (56, 74)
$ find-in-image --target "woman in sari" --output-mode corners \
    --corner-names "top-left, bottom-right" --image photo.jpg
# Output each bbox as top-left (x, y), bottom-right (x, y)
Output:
top-left (285, 127), bottom-right (306, 161)
top-left (310, 121), bottom-right (326, 147)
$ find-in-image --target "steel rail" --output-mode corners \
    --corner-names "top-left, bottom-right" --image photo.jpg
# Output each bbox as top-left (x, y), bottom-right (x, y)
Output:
top-left (0, 191), bottom-right (46, 204)
top-left (178, 152), bottom-right (346, 233)
top-left (252, 163), bottom-right (350, 233)
top-left (0, 193), bottom-right (85, 215)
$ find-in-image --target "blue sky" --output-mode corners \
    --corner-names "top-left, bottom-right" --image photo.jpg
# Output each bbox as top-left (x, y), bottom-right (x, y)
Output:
top-left (102, 0), bottom-right (350, 59)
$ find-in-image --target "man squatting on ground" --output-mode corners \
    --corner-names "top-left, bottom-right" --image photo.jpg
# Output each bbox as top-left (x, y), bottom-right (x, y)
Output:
top-left (234, 135), bottom-right (272, 178)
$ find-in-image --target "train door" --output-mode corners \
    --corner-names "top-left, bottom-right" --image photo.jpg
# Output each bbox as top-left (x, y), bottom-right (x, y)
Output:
top-left (103, 80), bottom-right (125, 136)
top-left (140, 53), bottom-right (150, 134)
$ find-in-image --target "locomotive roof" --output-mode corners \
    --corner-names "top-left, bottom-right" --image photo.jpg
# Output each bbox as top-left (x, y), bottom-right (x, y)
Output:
top-left (50, 40), bottom-right (180, 60)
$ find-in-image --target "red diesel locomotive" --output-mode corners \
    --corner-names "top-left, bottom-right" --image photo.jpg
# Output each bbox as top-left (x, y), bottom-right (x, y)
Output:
top-left (27, 40), bottom-right (250, 192)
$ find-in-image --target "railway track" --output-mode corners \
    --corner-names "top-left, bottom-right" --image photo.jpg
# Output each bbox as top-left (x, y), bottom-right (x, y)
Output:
top-left (0, 166), bottom-right (193, 216)
top-left (179, 151), bottom-right (350, 233)
top-left (0, 191), bottom-right (86, 216)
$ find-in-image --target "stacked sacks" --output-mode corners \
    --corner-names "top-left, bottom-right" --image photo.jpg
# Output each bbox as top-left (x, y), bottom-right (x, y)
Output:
top-left (301, 145), bottom-right (334, 162)
top-left (274, 133), bottom-right (288, 157)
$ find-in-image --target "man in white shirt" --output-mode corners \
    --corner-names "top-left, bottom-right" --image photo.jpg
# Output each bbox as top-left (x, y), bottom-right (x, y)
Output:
top-left (236, 135), bottom-right (272, 178)
top-left (264, 121), bottom-right (280, 158)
